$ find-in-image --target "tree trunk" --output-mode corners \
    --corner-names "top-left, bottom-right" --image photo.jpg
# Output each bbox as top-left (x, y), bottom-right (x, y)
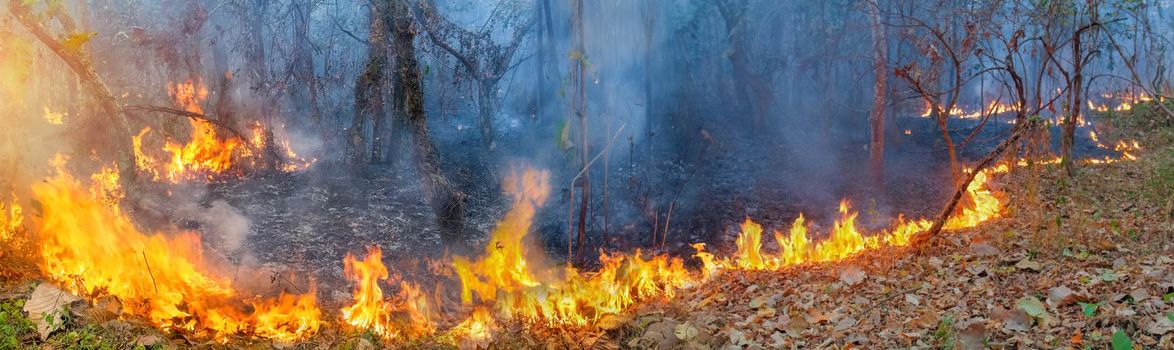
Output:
top-left (1062, 28), bottom-right (1084, 176)
top-left (477, 80), bottom-right (496, 148)
top-left (241, 0), bottom-right (279, 171)
top-left (291, 0), bottom-right (324, 136)
top-left (349, 2), bottom-right (388, 168)
top-left (7, 1), bottom-right (137, 187)
top-left (868, 0), bottom-right (886, 188)
top-left (573, 0), bottom-right (590, 261)
top-left (643, 0), bottom-right (656, 141)
top-left (388, 0), bottom-right (466, 243)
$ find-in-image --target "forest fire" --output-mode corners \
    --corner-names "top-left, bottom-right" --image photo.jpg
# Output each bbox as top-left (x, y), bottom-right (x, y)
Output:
top-left (3, 0), bottom-right (1170, 347)
top-left (132, 79), bottom-right (316, 182)
top-left (340, 246), bottom-right (434, 339)
top-left (717, 163), bottom-right (998, 272)
top-left (0, 195), bottom-right (21, 243)
top-left (920, 100), bottom-right (1021, 120)
top-left (31, 156), bottom-right (321, 342)
top-left (452, 166), bottom-right (694, 326)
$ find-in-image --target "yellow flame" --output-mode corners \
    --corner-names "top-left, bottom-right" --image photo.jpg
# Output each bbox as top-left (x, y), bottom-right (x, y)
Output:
top-left (132, 79), bottom-right (316, 183)
top-left (341, 246), bottom-right (434, 339)
top-left (33, 155), bottom-right (320, 342)
top-left (42, 107), bottom-right (64, 125)
top-left (453, 166), bottom-right (695, 330)
top-left (1, 195), bottom-right (22, 243)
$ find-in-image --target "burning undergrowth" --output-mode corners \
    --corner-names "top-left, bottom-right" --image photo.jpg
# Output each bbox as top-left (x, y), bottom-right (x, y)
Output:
top-left (29, 155), bottom-right (321, 342)
top-left (0, 96), bottom-right (1151, 347)
top-left (132, 79), bottom-right (316, 183)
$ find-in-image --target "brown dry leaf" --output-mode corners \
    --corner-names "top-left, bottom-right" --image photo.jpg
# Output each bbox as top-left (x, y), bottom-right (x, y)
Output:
top-left (1015, 259), bottom-right (1042, 272)
top-left (839, 265), bottom-right (866, 286)
top-left (957, 322), bottom-right (987, 350)
top-left (1046, 286), bottom-right (1086, 307)
top-left (833, 317), bottom-right (857, 332)
top-left (970, 242), bottom-right (1001, 256)
top-left (23, 282), bottom-right (81, 340)
top-left (596, 313), bottom-right (632, 331)
top-left (995, 307), bottom-right (1033, 332)
top-left (1146, 314), bottom-right (1174, 335)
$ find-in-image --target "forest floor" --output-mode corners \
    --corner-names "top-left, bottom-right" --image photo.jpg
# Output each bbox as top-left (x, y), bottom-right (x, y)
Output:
top-left (591, 119), bottom-right (1174, 349)
top-left (0, 111), bottom-right (1171, 349)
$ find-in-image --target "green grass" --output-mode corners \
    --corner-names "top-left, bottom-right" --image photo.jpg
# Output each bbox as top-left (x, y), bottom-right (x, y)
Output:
top-left (0, 300), bottom-right (35, 350)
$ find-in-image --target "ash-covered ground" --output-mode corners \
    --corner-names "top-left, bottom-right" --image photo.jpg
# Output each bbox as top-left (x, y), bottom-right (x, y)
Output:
top-left (176, 113), bottom-right (1115, 308)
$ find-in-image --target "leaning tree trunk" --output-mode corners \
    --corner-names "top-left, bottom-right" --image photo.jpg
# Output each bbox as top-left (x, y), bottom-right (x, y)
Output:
top-left (7, 1), bottom-right (137, 187)
top-left (389, 0), bottom-right (466, 243)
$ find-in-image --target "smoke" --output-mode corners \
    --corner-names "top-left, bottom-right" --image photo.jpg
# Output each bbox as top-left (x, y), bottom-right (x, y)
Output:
top-left (171, 187), bottom-right (252, 253)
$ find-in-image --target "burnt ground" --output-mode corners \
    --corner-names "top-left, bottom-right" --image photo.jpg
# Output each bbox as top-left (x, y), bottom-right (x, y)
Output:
top-left (180, 111), bottom-right (1122, 309)
top-left (0, 107), bottom-right (1163, 349)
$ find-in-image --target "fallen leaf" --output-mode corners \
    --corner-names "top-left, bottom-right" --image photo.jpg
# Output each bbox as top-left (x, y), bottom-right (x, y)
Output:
top-left (839, 266), bottom-right (865, 286)
top-left (1078, 302), bottom-right (1100, 318)
top-left (957, 323), bottom-right (987, 350)
top-left (995, 307), bottom-right (1032, 332)
top-left (134, 335), bottom-right (162, 347)
top-left (970, 243), bottom-right (1001, 256)
top-left (1047, 286), bottom-right (1085, 307)
top-left (673, 322), bottom-right (699, 341)
top-left (834, 317), bottom-right (857, 332)
top-left (1015, 259), bottom-right (1042, 272)
top-left (1112, 329), bottom-right (1133, 350)
top-left (1100, 269), bottom-right (1120, 282)
top-left (749, 296), bottom-right (767, 309)
top-left (727, 329), bottom-right (752, 347)
top-left (23, 283), bottom-right (81, 340)
top-left (1017, 296), bottom-right (1047, 318)
top-left (597, 313), bottom-right (632, 331)
top-left (905, 293), bottom-right (921, 306)
top-left (1147, 314), bottom-right (1174, 335)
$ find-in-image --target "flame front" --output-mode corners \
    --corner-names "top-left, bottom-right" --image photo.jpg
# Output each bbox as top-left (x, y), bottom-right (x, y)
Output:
top-left (32, 156), bottom-right (320, 341)
top-left (341, 246), bottom-right (434, 339)
top-left (717, 163), bottom-right (1004, 272)
top-left (452, 166), bottom-right (694, 326)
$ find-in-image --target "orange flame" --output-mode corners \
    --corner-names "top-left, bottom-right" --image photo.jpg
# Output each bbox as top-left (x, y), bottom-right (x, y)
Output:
top-left (33, 155), bottom-right (320, 342)
top-left (715, 163), bottom-right (1003, 272)
top-left (132, 79), bottom-right (315, 182)
top-left (1, 195), bottom-right (22, 243)
top-left (341, 246), bottom-right (434, 339)
top-left (452, 166), bottom-right (695, 330)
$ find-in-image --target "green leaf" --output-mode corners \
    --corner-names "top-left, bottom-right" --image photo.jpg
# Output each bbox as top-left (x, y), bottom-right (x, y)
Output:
top-left (1077, 302), bottom-right (1099, 317)
top-left (1110, 329), bottom-right (1132, 350)
top-left (1167, 312), bottom-right (1174, 323)
top-left (1017, 296), bottom-right (1046, 318)
top-left (1162, 292), bottom-right (1173, 302)
top-left (1099, 269), bottom-right (1119, 282)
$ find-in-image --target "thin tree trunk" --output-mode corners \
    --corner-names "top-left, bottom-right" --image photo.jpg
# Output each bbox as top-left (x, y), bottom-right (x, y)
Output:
top-left (573, 0), bottom-right (590, 261)
top-left (1062, 29), bottom-right (1083, 176)
top-left (868, 0), bottom-right (886, 188)
top-left (913, 120), bottom-right (1036, 247)
top-left (643, 0), bottom-right (655, 141)
top-left (349, 2), bottom-right (388, 168)
top-left (389, 0), bottom-right (466, 243)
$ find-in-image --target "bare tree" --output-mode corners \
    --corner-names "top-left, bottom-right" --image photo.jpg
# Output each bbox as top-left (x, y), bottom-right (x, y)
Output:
top-left (414, 0), bottom-right (534, 148)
